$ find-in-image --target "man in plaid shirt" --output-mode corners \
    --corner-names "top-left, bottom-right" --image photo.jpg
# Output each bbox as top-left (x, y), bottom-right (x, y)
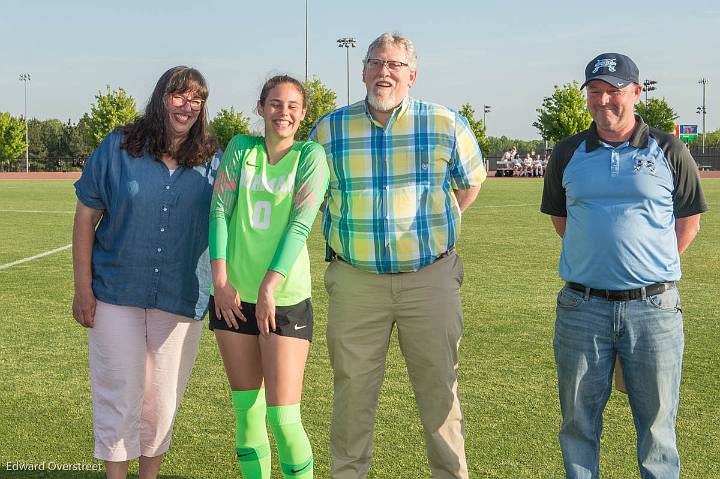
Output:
top-left (310, 32), bottom-right (486, 479)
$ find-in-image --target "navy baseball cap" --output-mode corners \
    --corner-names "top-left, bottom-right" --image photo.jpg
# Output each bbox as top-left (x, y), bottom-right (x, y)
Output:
top-left (581, 53), bottom-right (639, 89)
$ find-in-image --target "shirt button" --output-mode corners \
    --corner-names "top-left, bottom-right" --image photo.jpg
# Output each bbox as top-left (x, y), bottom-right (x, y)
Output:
top-left (165, 185), bottom-right (170, 190)
top-left (163, 207), bottom-right (168, 212)
top-left (154, 268), bottom-right (159, 273)
top-left (160, 228), bottom-right (165, 232)
top-left (157, 248), bottom-right (162, 252)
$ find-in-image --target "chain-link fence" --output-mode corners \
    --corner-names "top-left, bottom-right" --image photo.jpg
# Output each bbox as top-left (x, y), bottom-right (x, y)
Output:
top-left (690, 146), bottom-right (720, 171)
top-left (1, 157), bottom-right (84, 172)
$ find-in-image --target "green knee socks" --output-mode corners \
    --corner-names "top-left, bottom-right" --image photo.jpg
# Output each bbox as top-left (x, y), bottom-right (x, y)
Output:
top-left (232, 389), bottom-right (271, 479)
top-left (232, 391), bottom-right (312, 479)
top-left (268, 404), bottom-right (313, 478)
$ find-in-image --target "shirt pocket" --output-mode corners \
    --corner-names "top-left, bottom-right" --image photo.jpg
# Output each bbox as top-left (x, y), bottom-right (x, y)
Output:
top-left (425, 144), bottom-right (452, 174)
top-left (396, 144), bottom-right (450, 187)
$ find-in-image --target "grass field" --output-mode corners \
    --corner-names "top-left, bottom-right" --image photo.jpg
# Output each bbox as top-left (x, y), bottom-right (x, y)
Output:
top-left (0, 178), bottom-right (718, 478)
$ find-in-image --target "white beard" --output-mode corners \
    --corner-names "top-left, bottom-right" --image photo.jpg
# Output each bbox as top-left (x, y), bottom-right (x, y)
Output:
top-left (367, 91), bottom-right (401, 113)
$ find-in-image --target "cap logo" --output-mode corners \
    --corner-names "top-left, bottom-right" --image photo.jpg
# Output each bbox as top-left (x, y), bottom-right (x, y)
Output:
top-left (592, 58), bottom-right (617, 73)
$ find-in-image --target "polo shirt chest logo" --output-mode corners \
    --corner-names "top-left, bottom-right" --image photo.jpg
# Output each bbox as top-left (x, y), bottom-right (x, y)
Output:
top-left (634, 156), bottom-right (656, 174)
top-left (592, 58), bottom-right (617, 73)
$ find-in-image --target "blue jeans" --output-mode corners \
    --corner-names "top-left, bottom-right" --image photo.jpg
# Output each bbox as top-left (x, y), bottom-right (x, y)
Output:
top-left (554, 285), bottom-right (684, 479)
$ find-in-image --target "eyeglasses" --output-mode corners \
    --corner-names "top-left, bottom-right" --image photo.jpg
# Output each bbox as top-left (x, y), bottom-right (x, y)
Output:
top-left (169, 94), bottom-right (204, 111)
top-left (365, 58), bottom-right (409, 72)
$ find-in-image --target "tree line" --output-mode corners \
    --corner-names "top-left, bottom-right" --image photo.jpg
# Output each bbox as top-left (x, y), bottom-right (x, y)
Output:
top-left (532, 81), bottom-right (720, 148)
top-left (1, 80), bottom-right (715, 171)
top-left (0, 78), bottom-right (341, 172)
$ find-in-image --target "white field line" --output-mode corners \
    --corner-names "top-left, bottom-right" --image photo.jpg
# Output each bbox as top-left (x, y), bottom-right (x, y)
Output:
top-left (0, 204), bottom-right (533, 270)
top-left (0, 209), bottom-right (74, 214)
top-left (0, 244), bottom-right (72, 271)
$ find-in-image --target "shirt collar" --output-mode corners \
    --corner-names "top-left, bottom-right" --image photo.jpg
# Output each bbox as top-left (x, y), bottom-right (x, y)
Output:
top-left (585, 114), bottom-right (649, 151)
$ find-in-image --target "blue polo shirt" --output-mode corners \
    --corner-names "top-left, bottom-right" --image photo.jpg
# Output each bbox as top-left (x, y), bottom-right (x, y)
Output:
top-left (75, 131), bottom-right (221, 320)
top-left (541, 117), bottom-right (707, 290)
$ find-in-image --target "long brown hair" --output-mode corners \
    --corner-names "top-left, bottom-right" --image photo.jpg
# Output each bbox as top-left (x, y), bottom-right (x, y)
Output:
top-left (120, 66), bottom-right (218, 166)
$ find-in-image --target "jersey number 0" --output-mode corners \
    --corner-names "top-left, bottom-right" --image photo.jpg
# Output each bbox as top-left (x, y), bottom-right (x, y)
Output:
top-left (252, 201), bottom-right (272, 230)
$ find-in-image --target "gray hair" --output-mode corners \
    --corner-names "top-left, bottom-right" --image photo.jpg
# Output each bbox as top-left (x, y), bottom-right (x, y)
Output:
top-left (362, 32), bottom-right (417, 70)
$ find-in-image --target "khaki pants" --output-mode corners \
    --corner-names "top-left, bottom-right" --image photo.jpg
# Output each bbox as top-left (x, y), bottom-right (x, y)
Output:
top-left (324, 252), bottom-right (467, 479)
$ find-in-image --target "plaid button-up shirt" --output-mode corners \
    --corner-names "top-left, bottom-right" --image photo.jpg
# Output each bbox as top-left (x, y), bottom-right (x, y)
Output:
top-left (310, 96), bottom-right (486, 273)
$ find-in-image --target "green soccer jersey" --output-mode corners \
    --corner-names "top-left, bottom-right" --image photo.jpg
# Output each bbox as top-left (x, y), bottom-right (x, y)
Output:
top-left (209, 134), bottom-right (329, 305)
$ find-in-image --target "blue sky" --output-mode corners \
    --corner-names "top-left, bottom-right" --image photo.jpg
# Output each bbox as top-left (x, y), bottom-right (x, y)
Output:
top-left (2, 0), bottom-right (718, 139)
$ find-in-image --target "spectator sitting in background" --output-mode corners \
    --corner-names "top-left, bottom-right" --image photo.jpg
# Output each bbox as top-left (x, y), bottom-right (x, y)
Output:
top-left (497, 147), bottom-right (514, 173)
top-left (533, 154), bottom-right (544, 177)
top-left (522, 153), bottom-right (533, 176)
top-left (512, 155), bottom-right (523, 176)
top-left (501, 147), bottom-right (516, 162)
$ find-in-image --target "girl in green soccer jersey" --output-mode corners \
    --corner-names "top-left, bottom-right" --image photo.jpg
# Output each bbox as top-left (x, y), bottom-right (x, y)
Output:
top-left (208, 75), bottom-right (329, 479)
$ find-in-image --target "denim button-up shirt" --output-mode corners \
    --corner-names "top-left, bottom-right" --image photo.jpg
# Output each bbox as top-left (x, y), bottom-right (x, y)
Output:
top-left (75, 131), bottom-right (221, 320)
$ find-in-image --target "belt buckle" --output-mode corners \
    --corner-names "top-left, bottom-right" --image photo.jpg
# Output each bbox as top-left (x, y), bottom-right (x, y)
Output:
top-left (610, 288), bottom-right (638, 301)
top-left (605, 289), bottom-right (625, 301)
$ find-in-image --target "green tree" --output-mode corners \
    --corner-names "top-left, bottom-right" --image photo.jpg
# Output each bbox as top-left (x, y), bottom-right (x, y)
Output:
top-left (701, 128), bottom-right (720, 146)
top-left (0, 112), bottom-right (27, 169)
top-left (210, 107), bottom-right (250, 150)
top-left (297, 77), bottom-right (338, 141)
top-left (77, 113), bottom-right (93, 149)
top-left (85, 86), bottom-right (137, 148)
top-left (458, 103), bottom-right (490, 157)
top-left (28, 119), bottom-right (65, 170)
top-left (635, 98), bottom-right (678, 133)
top-left (487, 136), bottom-right (543, 158)
top-left (533, 82), bottom-right (592, 143)
top-left (487, 136), bottom-right (516, 157)
top-left (57, 119), bottom-right (93, 169)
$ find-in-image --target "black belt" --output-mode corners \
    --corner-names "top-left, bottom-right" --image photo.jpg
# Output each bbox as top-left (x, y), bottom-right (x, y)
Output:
top-left (434, 246), bottom-right (455, 261)
top-left (566, 281), bottom-right (675, 301)
top-left (329, 246), bottom-right (455, 268)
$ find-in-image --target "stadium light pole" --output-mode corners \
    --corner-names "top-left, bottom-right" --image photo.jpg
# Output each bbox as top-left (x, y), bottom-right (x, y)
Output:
top-left (483, 105), bottom-right (491, 132)
top-left (19, 73), bottom-right (31, 173)
top-left (305, 0), bottom-right (308, 82)
top-left (337, 37), bottom-right (356, 105)
top-left (698, 78), bottom-right (708, 154)
top-left (642, 79), bottom-right (657, 107)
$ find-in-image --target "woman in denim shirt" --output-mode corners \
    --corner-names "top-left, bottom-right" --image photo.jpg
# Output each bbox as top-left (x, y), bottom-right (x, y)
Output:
top-left (72, 66), bottom-right (220, 479)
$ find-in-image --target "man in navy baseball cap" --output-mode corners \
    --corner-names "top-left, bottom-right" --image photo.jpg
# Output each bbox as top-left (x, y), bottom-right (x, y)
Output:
top-left (543, 49), bottom-right (708, 479)
top-left (581, 52), bottom-right (639, 89)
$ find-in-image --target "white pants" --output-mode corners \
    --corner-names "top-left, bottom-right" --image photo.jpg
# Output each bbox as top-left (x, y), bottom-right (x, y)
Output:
top-left (88, 301), bottom-right (202, 461)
